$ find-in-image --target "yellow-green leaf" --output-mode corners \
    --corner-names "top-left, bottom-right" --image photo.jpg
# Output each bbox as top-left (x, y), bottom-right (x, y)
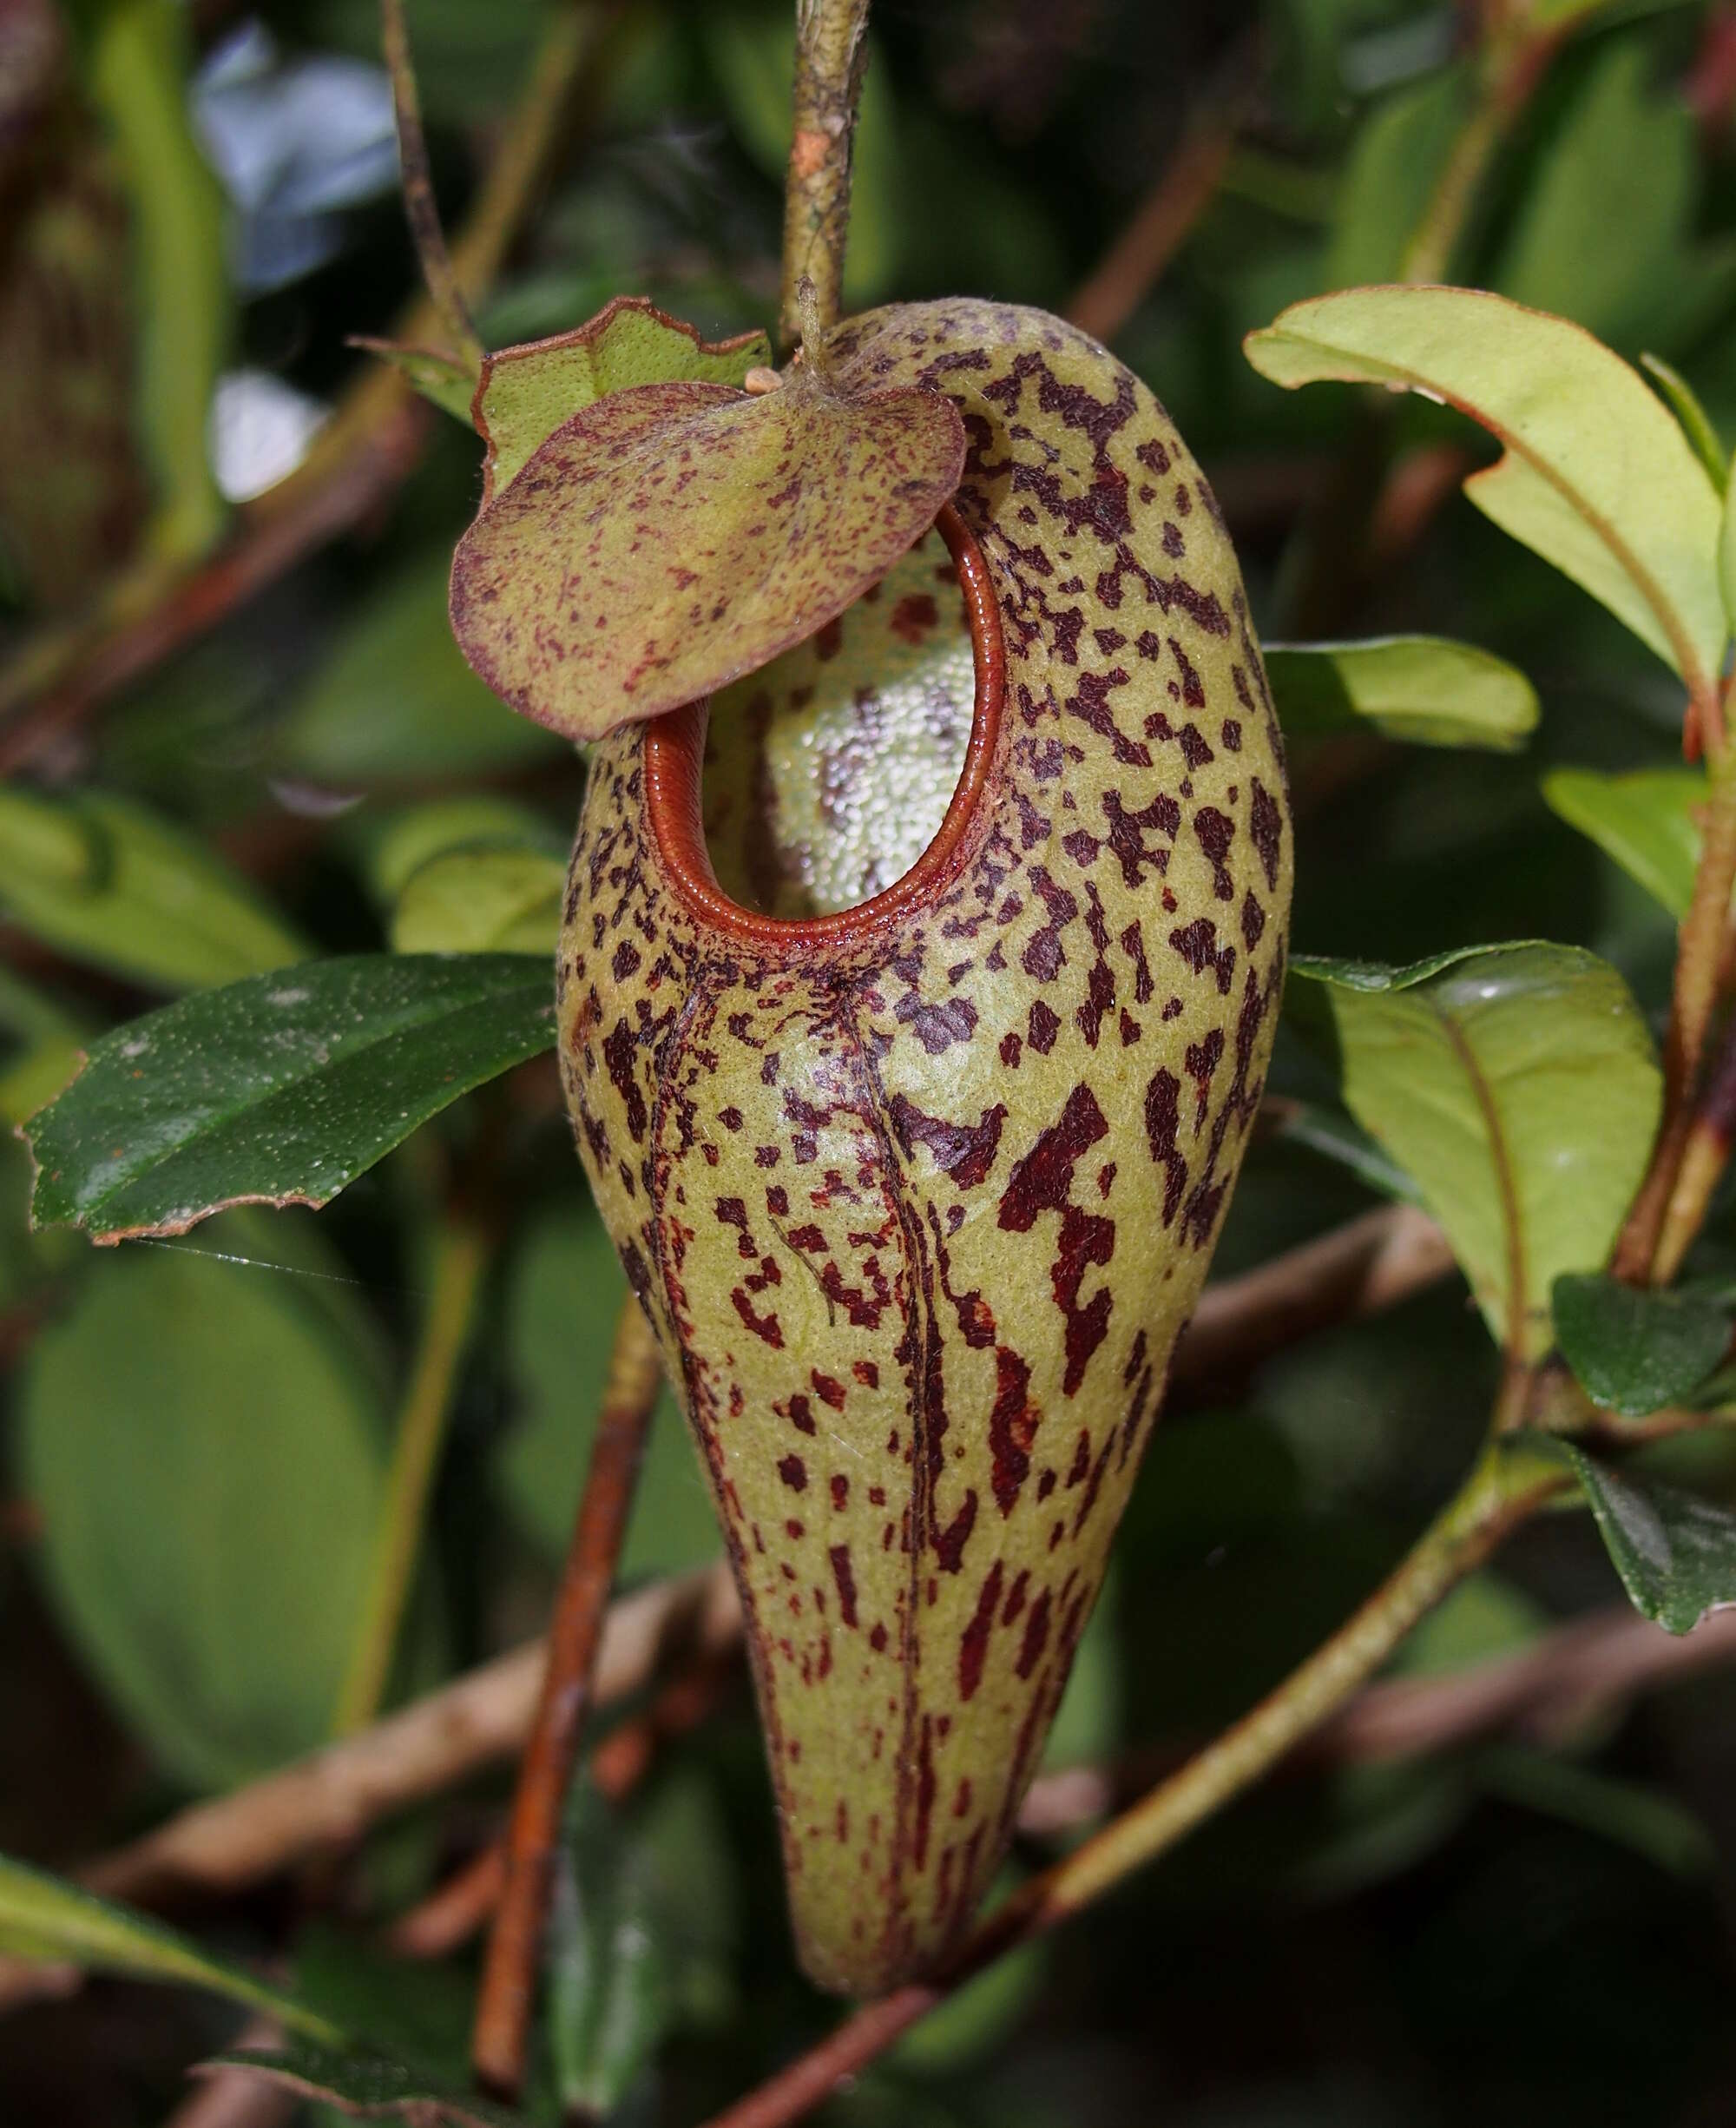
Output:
top-left (1264, 636), bottom-right (1538, 750)
top-left (1290, 945), bottom-right (1661, 1358)
top-left (473, 295), bottom-right (772, 504)
top-left (391, 847), bottom-right (565, 956)
top-left (0, 1851), bottom-right (340, 2042)
top-left (1246, 287), bottom-right (1727, 703)
top-left (1541, 765), bottom-right (1704, 919)
top-left (0, 787), bottom-right (307, 992)
top-left (450, 367), bottom-right (965, 743)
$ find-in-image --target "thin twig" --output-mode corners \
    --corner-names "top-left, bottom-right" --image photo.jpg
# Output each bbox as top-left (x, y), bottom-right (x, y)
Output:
top-left (332, 1219), bottom-right (491, 1735)
top-left (779, 0), bottom-right (873, 350)
top-left (1614, 728), bottom-right (1736, 1281)
top-left (471, 1299), bottom-right (665, 2096)
top-left (1064, 102), bottom-right (1246, 346)
top-left (1651, 1005), bottom-right (1736, 1284)
top-left (1168, 1203), bottom-right (1452, 1407)
top-left (380, 0), bottom-right (483, 368)
top-left (694, 1442), bottom-right (1569, 2128)
top-left (66, 1567), bottom-right (737, 1908)
top-left (386, 1843), bottom-right (508, 1960)
top-left (161, 2020), bottom-right (294, 2128)
top-left (1018, 1600), bottom-right (1736, 1835)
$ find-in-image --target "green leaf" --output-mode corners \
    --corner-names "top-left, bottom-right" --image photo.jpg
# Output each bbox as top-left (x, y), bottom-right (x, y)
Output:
top-left (549, 1784), bottom-right (668, 2115)
top-left (473, 295), bottom-right (772, 503)
top-left (450, 361), bottom-right (965, 744)
top-left (1245, 287), bottom-right (1728, 703)
top-left (1264, 636), bottom-right (1539, 750)
top-left (273, 553), bottom-right (566, 784)
top-left (1641, 355), bottom-right (1727, 493)
top-left (496, 1209), bottom-right (719, 1576)
top-left (1494, 41), bottom-right (1695, 347)
top-left (391, 847), bottom-right (566, 957)
top-left (1325, 65), bottom-right (1475, 289)
top-left (0, 1852), bottom-right (340, 2041)
top-left (350, 337), bottom-right (478, 424)
top-left (199, 2040), bottom-right (528, 2126)
top-left (20, 1227), bottom-right (404, 1789)
top-left (1289, 945), bottom-right (1661, 1356)
top-left (1540, 765), bottom-right (1704, 919)
top-left (1555, 1441), bottom-right (1736, 1634)
top-left (1553, 1272), bottom-right (1731, 1416)
top-left (24, 954), bottom-right (555, 1241)
top-left (1474, 1744), bottom-right (1714, 1876)
top-left (0, 787), bottom-right (307, 992)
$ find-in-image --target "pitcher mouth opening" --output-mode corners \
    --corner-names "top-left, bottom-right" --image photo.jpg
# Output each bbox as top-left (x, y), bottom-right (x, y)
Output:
top-left (642, 500), bottom-right (1006, 951)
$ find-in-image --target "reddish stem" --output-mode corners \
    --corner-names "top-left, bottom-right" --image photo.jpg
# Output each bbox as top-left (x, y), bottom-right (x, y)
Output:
top-left (470, 1298), bottom-right (663, 2095)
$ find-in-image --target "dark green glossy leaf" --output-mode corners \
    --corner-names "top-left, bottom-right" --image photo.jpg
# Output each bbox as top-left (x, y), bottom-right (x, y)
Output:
top-left (199, 2040), bottom-right (527, 2126)
top-left (1265, 636), bottom-right (1538, 750)
top-left (20, 1225), bottom-right (403, 1788)
top-left (1541, 766), bottom-right (1703, 918)
top-left (0, 787), bottom-right (307, 992)
top-left (1290, 945), bottom-right (1660, 1356)
top-left (24, 954), bottom-right (555, 1241)
top-left (0, 1852), bottom-right (340, 2040)
top-left (1556, 1441), bottom-right (1736, 1635)
top-left (1553, 1272), bottom-right (1730, 1416)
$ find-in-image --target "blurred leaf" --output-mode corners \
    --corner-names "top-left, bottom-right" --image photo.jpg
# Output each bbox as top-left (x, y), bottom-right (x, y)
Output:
top-left (391, 847), bottom-right (565, 956)
top-left (1475, 1743), bottom-right (1715, 1876)
top-left (1267, 1098), bottom-right (1426, 1205)
top-left (25, 954), bottom-right (555, 1241)
top-left (549, 1784), bottom-right (667, 2115)
top-left (1495, 41), bottom-right (1694, 346)
top-left (1553, 1272), bottom-right (1730, 1416)
top-left (88, 0), bottom-right (228, 562)
top-left (273, 554), bottom-right (567, 783)
top-left (1555, 1440), bottom-right (1736, 1634)
top-left (0, 787), bottom-right (307, 992)
top-left (1641, 354), bottom-right (1727, 493)
top-left (351, 337), bottom-right (477, 423)
top-left (0, 1852), bottom-right (341, 2038)
top-left (450, 362), bottom-right (964, 744)
top-left (1265, 636), bottom-right (1539, 749)
top-left (356, 796), bottom-right (562, 906)
top-left (1541, 765), bottom-right (1703, 918)
top-left (1042, 1563), bottom-right (1122, 1771)
top-left (1246, 287), bottom-right (1728, 702)
top-left (474, 294), bottom-right (770, 503)
top-left (292, 1924), bottom-right (475, 2085)
top-left (200, 2040), bottom-right (528, 2126)
top-left (1395, 1571), bottom-right (1549, 1675)
top-left (496, 1209), bottom-right (719, 1576)
top-left (1290, 945), bottom-right (1660, 1356)
top-left (20, 1228), bottom-right (406, 1789)
top-left (1325, 63), bottom-right (1472, 288)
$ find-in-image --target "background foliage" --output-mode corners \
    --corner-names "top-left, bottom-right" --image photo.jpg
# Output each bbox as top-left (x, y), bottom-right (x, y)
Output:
top-left (6, 1), bottom-right (1736, 2123)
